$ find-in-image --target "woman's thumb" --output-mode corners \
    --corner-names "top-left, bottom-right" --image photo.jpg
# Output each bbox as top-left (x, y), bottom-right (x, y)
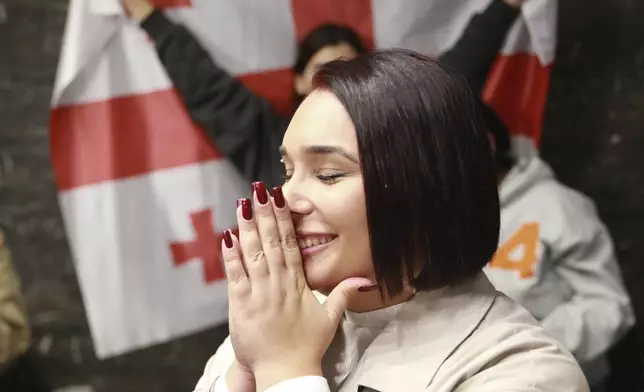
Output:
top-left (323, 277), bottom-right (376, 325)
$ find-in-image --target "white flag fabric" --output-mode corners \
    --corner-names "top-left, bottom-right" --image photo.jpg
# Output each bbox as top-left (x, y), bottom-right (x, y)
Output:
top-left (50, 0), bottom-right (557, 359)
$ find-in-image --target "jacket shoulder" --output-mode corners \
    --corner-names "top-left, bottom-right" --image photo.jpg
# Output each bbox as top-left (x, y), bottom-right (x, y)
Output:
top-left (445, 296), bottom-right (589, 391)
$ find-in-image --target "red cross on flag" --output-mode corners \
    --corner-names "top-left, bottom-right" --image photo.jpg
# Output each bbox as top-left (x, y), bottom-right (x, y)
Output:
top-left (50, 0), bottom-right (556, 358)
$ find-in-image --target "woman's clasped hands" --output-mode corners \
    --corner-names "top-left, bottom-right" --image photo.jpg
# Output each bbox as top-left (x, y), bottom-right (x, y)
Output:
top-left (221, 182), bottom-right (373, 391)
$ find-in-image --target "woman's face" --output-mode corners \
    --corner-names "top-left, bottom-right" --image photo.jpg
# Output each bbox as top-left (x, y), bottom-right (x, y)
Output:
top-left (280, 90), bottom-right (373, 293)
top-left (294, 43), bottom-right (359, 97)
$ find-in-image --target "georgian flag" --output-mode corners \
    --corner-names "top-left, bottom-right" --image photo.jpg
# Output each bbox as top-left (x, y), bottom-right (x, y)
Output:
top-left (50, 0), bottom-right (556, 358)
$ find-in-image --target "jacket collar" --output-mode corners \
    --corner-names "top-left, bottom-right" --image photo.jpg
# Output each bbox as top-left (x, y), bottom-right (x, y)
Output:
top-left (343, 273), bottom-right (498, 392)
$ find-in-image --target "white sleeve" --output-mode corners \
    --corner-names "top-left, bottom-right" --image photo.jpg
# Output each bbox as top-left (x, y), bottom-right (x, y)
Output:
top-left (541, 192), bottom-right (635, 362)
top-left (212, 376), bottom-right (228, 392)
top-left (264, 376), bottom-right (330, 392)
top-left (192, 336), bottom-right (236, 392)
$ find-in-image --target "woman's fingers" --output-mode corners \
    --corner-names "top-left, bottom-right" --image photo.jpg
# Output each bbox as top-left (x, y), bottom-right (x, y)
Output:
top-left (271, 186), bottom-right (305, 277)
top-left (252, 182), bottom-right (285, 273)
top-left (221, 230), bottom-right (250, 300)
top-left (233, 184), bottom-right (305, 294)
top-left (237, 198), bottom-right (269, 281)
top-left (324, 277), bottom-right (373, 325)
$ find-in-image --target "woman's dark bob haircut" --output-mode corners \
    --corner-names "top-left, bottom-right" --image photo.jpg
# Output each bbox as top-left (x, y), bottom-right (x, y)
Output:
top-left (313, 49), bottom-right (500, 296)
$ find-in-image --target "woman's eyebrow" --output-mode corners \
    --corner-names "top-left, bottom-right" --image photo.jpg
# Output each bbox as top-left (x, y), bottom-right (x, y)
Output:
top-left (279, 145), bottom-right (359, 164)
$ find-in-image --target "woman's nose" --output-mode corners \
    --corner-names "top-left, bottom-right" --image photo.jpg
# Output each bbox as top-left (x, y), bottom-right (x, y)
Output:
top-left (282, 179), bottom-right (313, 216)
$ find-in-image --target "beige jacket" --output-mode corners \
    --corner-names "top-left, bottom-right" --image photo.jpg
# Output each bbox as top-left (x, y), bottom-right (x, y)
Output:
top-left (0, 231), bottom-right (30, 370)
top-left (194, 273), bottom-right (589, 392)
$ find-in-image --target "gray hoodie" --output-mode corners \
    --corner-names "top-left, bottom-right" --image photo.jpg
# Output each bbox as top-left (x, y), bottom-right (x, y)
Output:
top-left (484, 156), bottom-right (634, 385)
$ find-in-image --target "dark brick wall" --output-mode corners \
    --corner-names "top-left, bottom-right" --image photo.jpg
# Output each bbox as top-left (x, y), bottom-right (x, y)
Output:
top-left (542, 0), bottom-right (644, 343)
top-left (540, 1), bottom-right (644, 388)
top-left (0, 0), bottom-right (642, 391)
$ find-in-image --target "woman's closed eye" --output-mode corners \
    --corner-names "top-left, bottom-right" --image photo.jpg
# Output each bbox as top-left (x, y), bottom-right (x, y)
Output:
top-left (316, 172), bottom-right (346, 184)
top-left (281, 169), bottom-right (347, 184)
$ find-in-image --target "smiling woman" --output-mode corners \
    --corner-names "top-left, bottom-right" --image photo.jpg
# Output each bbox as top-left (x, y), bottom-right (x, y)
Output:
top-left (193, 49), bottom-right (590, 392)
top-left (306, 50), bottom-right (501, 297)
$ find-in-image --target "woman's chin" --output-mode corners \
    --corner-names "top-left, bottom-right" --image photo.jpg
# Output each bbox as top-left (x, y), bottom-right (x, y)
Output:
top-left (304, 273), bottom-right (331, 293)
top-left (302, 263), bottom-right (338, 293)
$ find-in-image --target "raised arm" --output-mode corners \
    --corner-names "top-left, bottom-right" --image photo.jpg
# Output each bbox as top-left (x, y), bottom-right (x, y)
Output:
top-left (439, 0), bottom-right (522, 94)
top-left (124, 0), bottom-right (286, 186)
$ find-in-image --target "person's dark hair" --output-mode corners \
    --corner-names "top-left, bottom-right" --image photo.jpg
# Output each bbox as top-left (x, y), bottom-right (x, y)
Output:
top-left (481, 104), bottom-right (515, 173)
top-left (314, 49), bottom-right (500, 297)
top-left (294, 23), bottom-right (367, 74)
top-left (293, 23), bottom-right (367, 109)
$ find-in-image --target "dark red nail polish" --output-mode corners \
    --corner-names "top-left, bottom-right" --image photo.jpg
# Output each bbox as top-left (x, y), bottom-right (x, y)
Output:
top-left (239, 198), bottom-right (252, 220)
top-left (272, 186), bottom-right (285, 208)
top-left (358, 284), bottom-right (378, 293)
top-left (223, 230), bottom-right (233, 249)
top-left (253, 181), bottom-right (268, 205)
top-left (236, 198), bottom-right (243, 208)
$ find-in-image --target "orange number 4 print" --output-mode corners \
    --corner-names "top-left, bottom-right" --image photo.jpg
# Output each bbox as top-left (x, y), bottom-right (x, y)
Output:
top-left (490, 223), bottom-right (539, 278)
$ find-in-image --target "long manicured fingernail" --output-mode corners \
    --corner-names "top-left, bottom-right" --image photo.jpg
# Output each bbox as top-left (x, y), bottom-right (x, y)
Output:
top-left (358, 284), bottom-right (378, 293)
top-left (272, 186), bottom-right (285, 208)
top-left (237, 198), bottom-right (252, 220)
top-left (253, 181), bottom-right (268, 205)
top-left (223, 230), bottom-right (233, 249)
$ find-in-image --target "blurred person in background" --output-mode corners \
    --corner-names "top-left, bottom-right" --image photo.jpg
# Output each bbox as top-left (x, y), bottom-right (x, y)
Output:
top-left (482, 105), bottom-right (635, 392)
top-left (123, 0), bottom-right (525, 187)
top-left (0, 229), bottom-right (36, 390)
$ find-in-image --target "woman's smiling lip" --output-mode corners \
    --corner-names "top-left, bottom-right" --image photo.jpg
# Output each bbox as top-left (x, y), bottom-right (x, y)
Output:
top-left (296, 232), bottom-right (338, 257)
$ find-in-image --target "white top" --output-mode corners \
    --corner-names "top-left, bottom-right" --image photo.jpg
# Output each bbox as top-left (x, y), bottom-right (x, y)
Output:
top-left (214, 375), bottom-right (329, 392)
